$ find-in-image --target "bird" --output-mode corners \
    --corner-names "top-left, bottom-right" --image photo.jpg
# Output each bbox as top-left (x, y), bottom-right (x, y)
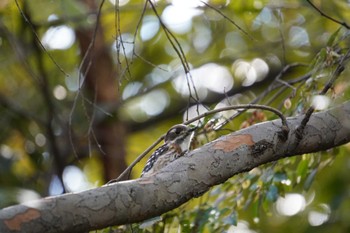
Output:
top-left (141, 124), bottom-right (196, 177)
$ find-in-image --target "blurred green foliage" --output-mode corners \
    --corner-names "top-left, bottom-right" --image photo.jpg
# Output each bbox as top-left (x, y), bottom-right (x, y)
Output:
top-left (1, 0), bottom-right (350, 232)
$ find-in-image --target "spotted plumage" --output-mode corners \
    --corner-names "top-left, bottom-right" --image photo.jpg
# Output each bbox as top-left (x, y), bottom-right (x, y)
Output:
top-left (141, 124), bottom-right (196, 177)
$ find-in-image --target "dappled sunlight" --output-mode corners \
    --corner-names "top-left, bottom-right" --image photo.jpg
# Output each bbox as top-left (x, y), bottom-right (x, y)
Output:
top-left (49, 175), bottom-right (64, 196)
top-left (183, 104), bottom-right (208, 124)
top-left (0, 144), bottom-right (13, 159)
top-left (108, 0), bottom-right (129, 6)
top-left (42, 24), bottom-right (75, 50)
top-left (161, 0), bottom-right (207, 34)
top-left (139, 89), bottom-right (170, 116)
top-left (24, 141), bottom-right (36, 154)
top-left (65, 72), bottom-right (80, 91)
top-left (16, 189), bottom-right (41, 204)
top-left (228, 221), bottom-right (257, 233)
top-left (2, 0), bottom-right (350, 231)
top-left (165, 37), bottom-right (191, 57)
top-left (193, 25), bottom-right (212, 53)
top-left (112, 33), bottom-right (135, 58)
top-left (213, 92), bottom-right (256, 125)
top-left (275, 193), bottom-right (306, 216)
top-left (252, 7), bottom-right (281, 42)
top-left (62, 165), bottom-right (93, 192)
top-left (172, 63), bottom-right (233, 99)
top-left (34, 133), bottom-right (46, 147)
top-left (162, 5), bottom-right (199, 34)
top-left (144, 64), bottom-right (173, 87)
top-left (232, 58), bottom-right (269, 86)
top-left (121, 89), bottom-right (170, 122)
top-left (308, 204), bottom-right (330, 226)
top-left (122, 82), bottom-right (143, 100)
top-left (224, 31), bottom-right (247, 55)
top-left (288, 26), bottom-right (310, 48)
top-left (311, 95), bottom-right (330, 110)
top-left (171, 0), bottom-right (207, 8)
top-left (140, 15), bottom-right (160, 41)
top-left (214, 101), bottom-right (238, 121)
top-left (53, 85), bottom-right (67, 100)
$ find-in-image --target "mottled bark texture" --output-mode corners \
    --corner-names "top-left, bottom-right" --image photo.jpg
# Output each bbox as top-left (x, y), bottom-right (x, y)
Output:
top-left (1, 101), bottom-right (350, 233)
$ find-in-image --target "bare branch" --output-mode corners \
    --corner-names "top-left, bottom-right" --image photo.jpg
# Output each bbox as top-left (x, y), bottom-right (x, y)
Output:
top-left (1, 101), bottom-right (350, 233)
top-left (201, 1), bottom-right (255, 41)
top-left (183, 104), bottom-right (289, 139)
top-left (147, 0), bottom-right (201, 103)
top-left (307, 0), bottom-right (350, 29)
top-left (113, 103), bottom-right (289, 183)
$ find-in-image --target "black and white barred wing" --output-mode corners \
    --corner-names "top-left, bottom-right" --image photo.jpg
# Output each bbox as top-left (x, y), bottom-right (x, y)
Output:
top-left (141, 144), bottom-right (169, 177)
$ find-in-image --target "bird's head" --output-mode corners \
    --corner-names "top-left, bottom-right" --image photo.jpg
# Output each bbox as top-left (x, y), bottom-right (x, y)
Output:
top-left (165, 124), bottom-right (197, 152)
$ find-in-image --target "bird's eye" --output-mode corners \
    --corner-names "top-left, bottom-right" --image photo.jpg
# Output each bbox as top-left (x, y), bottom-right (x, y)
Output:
top-left (165, 131), bottom-right (176, 141)
top-left (175, 128), bottom-right (182, 134)
top-left (164, 125), bottom-right (188, 142)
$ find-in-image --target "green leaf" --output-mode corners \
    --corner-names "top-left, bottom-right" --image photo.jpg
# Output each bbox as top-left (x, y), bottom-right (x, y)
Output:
top-left (296, 158), bottom-right (309, 179)
top-left (266, 185), bottom-right (279, 202)
top-left (180, 219), bottom-right (191, 233)
top-left (273, 172), bottom-right (288, 182)
top-left (327, 27), bottom-right (342, 47)
top-left (303, 168), bottom-right (318, 191)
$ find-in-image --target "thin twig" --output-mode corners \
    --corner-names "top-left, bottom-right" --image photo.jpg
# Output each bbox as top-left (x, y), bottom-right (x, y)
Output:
top-left (107, 136), bottom-right (165, 183)
top-left (147, 0), bottom-right (201, 104)
top-left (201, 1), bottom-right (254, 41)
top-left (296, 48), bottom-right (350, 141)
top-left (78, 0), bottom-right (106, 85)
top-left (69, 0), bottom-right (109, 159)
top-left (306, 0), bottom-right (350, 29)
top-left (183, 104), bottom-right (289, 138)
top-left (134, 53), bottom-right (169, 71)
top-left (217, 63), bottom-right (305, 130)
top-left (14, 0), bottom-right (69, 77)
top-left (115, 0), bottom-right (133, 81)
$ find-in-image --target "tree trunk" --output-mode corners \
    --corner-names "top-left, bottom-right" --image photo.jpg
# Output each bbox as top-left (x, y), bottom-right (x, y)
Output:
top-left (75, 0), bottom-right (127, 181)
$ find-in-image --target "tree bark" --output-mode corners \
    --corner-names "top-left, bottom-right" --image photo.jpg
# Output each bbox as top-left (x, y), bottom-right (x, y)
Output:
top-left (1, 101), bottom-right (350, 233)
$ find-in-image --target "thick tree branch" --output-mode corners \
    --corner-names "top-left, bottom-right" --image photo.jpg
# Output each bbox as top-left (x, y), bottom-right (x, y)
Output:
top-left (1, 101), bottom-right (350, 233)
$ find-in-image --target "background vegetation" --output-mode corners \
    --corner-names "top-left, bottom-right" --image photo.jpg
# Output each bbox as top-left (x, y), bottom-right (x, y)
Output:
top-left (1, 0), bottom-right (350, 232)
